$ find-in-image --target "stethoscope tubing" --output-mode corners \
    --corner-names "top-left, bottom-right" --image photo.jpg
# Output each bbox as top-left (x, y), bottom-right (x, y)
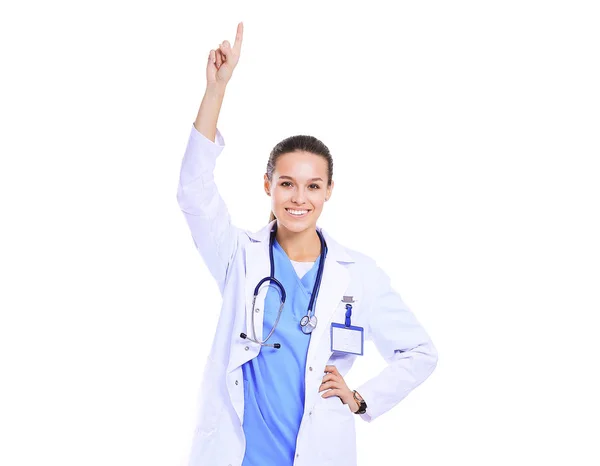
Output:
top-left (243, 224), bottom-right (326, 348)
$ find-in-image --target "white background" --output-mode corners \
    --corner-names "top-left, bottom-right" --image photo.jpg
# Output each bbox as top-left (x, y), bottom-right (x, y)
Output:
top-left (1, 1), bottom-right (599, 465)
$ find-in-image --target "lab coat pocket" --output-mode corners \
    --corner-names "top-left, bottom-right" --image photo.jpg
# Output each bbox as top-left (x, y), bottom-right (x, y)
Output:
top-left (313, 396), bottom-right (356, 462)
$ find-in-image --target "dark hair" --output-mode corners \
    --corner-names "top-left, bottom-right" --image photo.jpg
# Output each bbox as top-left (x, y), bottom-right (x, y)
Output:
top-left (266, 135), bottom-right (333, 223)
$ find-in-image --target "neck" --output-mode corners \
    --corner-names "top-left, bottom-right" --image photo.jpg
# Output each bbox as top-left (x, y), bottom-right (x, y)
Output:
top-left (275, 223), bottom-right (321, 262)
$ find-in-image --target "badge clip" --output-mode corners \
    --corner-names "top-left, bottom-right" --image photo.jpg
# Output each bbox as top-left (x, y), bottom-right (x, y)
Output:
top-left (345, 304), bottom-right (352, 327)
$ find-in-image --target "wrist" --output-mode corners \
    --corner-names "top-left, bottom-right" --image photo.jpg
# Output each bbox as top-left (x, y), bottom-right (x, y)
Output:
top-left (352, 390), bottom-right (367, 415)
top-left (343, 390), bottom-right (358, 412)
top-left (206, 82), bottom-right (227, 97)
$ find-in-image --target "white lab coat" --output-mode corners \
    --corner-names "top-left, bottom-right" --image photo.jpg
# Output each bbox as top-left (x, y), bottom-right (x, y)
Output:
top-left (176, 125), bottom-right (438, 466)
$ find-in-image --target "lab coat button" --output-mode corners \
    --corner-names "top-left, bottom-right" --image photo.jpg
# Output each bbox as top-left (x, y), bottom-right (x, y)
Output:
top-left (235, 380), bottom-right (239, 385)
top-left (309, 366), bottom-right (313, 371)
top-left (245, 346), bottom-right (249, 351)
top-left (255, 308), bottom-right (260, 313)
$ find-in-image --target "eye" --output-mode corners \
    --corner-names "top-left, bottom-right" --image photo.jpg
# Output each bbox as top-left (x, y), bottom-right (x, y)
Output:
top-left (280, 181), bottom-right (292, 187)
top-left (309, 184), bottom-right (320, 189)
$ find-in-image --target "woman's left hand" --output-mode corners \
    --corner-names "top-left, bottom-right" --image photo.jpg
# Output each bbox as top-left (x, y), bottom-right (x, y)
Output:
top-left (319, 365), bottom-right (359, 413)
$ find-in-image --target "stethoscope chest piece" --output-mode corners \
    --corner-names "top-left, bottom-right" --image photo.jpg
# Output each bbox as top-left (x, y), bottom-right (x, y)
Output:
top-left (300, 314), bottom-right (318, 334)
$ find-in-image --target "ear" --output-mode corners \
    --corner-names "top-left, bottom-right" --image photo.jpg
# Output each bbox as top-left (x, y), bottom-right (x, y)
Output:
top-left (325, 179), bottom-right (334, 201)
top-left (264, 174), bottom-right (271, 196)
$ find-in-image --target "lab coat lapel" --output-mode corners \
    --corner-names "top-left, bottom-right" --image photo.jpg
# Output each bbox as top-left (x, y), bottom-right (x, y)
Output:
top-left (244, 221), bottom-right (276, 340)
top-left (305, 229), bottom-right (352, 365)
top-left (302, 228), bottom-right (353, 410)
top-left (305, 254), bottom-right (349, 365)
top-left (243, 240), bottom-right (270, 342)
top-left (227, 222), bottom-right (273, 374)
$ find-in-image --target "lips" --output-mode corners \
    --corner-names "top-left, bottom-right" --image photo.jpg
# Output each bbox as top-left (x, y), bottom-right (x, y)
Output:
top-left (285, 208), bottom-right (311, 218)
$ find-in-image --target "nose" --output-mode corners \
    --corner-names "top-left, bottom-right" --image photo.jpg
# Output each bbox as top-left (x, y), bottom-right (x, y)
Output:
top-left (291, 186), bottom-right (307, 204)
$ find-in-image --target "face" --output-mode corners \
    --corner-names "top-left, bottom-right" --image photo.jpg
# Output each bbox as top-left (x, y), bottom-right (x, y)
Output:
top-left (264, 151), bottom-right (333, 234)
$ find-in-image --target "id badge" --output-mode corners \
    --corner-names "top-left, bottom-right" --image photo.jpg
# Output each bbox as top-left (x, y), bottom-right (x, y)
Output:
top-left (330, 322), bottom-right (364, 355)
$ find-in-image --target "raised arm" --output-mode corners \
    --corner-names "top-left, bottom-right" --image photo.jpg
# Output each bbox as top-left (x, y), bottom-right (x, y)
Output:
top-left (176, 22), bottom-right (245, 295)
top-left (194, 21), bottom-right (244, 141)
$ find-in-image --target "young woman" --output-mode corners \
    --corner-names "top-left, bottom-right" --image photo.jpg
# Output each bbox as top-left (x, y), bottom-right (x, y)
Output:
top-left (177, 22), bottom-right (438, 466)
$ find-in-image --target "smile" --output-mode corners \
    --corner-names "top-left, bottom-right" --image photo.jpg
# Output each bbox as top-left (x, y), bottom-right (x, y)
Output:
top-left (285, 208), bottom-right (310, 218)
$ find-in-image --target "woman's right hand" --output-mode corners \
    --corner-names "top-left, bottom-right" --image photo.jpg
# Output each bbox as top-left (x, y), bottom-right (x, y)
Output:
top-left (207, 22), bottom-right (244, 88)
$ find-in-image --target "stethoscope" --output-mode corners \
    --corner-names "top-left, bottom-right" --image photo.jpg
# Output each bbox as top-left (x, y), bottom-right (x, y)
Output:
top-left (240, 223), bottom-right (327, 350)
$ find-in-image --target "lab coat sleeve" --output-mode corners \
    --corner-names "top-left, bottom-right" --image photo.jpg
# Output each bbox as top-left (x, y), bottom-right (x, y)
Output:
top-left (176, 123), bottom-right (241, 295)
top-left (354, 263), bottom-right (438, 423)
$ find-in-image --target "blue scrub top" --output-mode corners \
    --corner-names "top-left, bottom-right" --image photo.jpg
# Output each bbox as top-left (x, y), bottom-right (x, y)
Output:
top-left (241, 239), bottom-right (323, 466)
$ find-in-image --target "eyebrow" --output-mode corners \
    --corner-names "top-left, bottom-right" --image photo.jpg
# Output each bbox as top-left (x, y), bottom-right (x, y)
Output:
top-left (279, 176), bottom-right (324, 182)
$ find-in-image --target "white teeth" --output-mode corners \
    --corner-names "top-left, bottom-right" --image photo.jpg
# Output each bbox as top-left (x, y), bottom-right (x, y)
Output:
top-left (287, 209), bottom-right (308, 216)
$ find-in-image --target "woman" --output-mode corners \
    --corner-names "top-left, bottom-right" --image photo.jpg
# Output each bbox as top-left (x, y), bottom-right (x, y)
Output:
top-left (176, 22), bottom-right (438, 466)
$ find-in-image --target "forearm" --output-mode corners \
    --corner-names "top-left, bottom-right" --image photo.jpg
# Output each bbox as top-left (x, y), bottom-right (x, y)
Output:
top-left (355, 340), bottom-right (438, 422)
top-left (194, 83), bottom-right (227, 143)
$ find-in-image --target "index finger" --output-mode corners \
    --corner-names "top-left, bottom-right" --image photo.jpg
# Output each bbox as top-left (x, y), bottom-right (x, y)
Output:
top-left (324, 365), bottom-right (339, 374)
top-left (233, 21), bottom-right (244, 53)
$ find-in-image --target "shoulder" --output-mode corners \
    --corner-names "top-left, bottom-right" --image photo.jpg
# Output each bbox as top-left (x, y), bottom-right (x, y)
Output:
top-left (323, 230), bottom-right (395, 293)
top-left (322, 229), bottom-right (380, 277)
top-left (344, 245), bottom-right (377, 268)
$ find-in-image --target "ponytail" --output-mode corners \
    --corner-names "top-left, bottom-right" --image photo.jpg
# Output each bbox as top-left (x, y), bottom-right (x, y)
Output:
top-left (269, 211), bottom-right (276, 223)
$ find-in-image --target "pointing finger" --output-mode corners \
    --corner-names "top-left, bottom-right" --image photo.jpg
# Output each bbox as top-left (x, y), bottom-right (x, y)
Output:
top-left (233, 21), bottom-right (243, 54)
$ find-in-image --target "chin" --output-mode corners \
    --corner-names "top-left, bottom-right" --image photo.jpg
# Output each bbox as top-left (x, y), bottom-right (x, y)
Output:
top-left (277, 211), bottom-right (318, 232)
top-left (279, 220), bottom-right (312, 233)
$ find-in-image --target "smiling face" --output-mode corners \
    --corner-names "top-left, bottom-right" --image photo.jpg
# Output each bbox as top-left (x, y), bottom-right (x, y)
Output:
top-left (264, 150), bottom-right (333, 234)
